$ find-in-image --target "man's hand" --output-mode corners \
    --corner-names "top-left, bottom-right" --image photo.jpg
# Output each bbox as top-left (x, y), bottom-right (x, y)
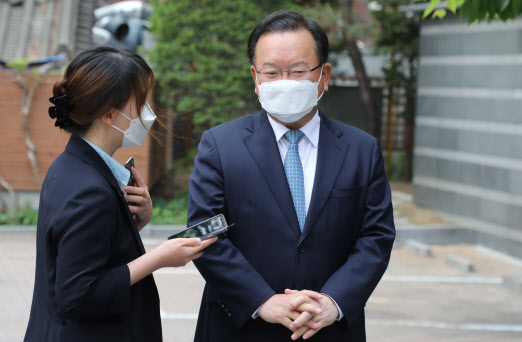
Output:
top-left (286, 289), bottom-right (339, 340)
top-left (257, 292), bottom-right (322, 331)
top-left (124, 167), bottom-right (152, 231)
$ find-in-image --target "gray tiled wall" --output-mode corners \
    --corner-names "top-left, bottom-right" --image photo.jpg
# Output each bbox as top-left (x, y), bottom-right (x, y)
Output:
top-left (413, 15), bottom-right (522, 232)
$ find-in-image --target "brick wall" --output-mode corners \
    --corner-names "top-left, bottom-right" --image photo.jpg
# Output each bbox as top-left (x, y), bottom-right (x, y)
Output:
top-left (0, 71), bottom-right (150, 193)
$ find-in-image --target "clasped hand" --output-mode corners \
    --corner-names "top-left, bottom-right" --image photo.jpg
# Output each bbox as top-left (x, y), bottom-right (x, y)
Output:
top-left (258, 289), bottom-right (339, 340)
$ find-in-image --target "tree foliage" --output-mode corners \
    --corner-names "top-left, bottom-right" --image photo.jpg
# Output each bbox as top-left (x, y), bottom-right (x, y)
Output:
top-left (148, 0), bottom-right (295, 137)
top-left (301, 0), bottom-right (379, 136)
top-left (300, 1), bottom-right (372, 51)
top-left (419, 0), bottom-right (522, 22)
top-left (372, 0), bottom-right (420, 181)
top-left (372, 0), bottom-right (419, 91)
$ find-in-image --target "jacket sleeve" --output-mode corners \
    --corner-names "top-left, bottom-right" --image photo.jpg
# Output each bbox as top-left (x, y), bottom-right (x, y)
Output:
top-left (189, 130), bottom-right (276, 330)
top-left (51, 185), bottom-right (131, 320)
top-left (320, 139), bottom-right (395, 327)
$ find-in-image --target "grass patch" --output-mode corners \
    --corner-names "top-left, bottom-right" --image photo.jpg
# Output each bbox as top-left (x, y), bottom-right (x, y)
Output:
top-left (150, 193), bottom-right (189, 225)
top-left (0, 209), bottom-right (39, 225)
top-left (0, 194), bottom-right (189, 226)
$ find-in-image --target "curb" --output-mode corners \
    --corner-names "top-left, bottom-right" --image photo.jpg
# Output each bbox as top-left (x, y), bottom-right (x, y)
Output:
top-left (405, 239), bottom-right (433, 257)
top-left (0, 224), bottom-right (187, 237)
top-left (503, 275), bottom-right (522, 291)
top-left (0, 225), bottom-right (36, 233)
top-left (140, 225), bottom-right (186, 237)
top-left (395, 225), bottom-right (522, 261)
top-left (446, 254), bottom-right (475, 272)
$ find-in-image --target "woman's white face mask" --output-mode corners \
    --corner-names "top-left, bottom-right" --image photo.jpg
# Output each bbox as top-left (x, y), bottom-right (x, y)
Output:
top-left (256, 65), bottom-right (324, 123)
top-left (112, 102), bottom-right (156, 148)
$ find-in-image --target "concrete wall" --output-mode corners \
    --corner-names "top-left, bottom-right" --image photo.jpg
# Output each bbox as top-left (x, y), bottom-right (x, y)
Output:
top-left (413, 15), bottom-right (522, 233)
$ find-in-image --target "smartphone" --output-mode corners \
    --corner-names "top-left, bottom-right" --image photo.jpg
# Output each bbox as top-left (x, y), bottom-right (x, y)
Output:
top-left (168, 214), bottom-right (234, 240)
top-left (125, 157), bottom-right (135, 186)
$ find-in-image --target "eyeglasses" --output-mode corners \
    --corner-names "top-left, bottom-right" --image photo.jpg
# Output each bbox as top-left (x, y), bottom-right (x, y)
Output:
top-left (255, 63), bottom-right (322, 81)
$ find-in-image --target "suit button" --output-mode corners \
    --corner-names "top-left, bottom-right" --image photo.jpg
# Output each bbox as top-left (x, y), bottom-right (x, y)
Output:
top-left (298, 244), bottom-right (306, 253)
top-left (227, 313), bottom-right (232, 318)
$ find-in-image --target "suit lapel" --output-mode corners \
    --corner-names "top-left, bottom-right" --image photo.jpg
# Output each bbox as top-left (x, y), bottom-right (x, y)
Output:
top-left (66, 135), bottom-right (146, 254)
top-left (243, 112), bottom-right (302, 239)
top-left (300, 113), bottom-right (348, 243)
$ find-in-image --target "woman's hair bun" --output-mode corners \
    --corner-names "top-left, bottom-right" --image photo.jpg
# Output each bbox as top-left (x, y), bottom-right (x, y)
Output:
top-left (48, 93), bottom-right (71, 129)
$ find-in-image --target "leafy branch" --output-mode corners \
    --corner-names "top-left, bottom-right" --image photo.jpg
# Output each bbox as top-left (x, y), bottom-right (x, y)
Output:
top-left (418, 0), bottom-right (522, 22)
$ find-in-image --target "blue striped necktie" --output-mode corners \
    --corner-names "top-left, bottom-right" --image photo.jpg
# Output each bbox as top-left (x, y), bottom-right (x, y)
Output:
top-left (284, 130), bottom-right (306, 231)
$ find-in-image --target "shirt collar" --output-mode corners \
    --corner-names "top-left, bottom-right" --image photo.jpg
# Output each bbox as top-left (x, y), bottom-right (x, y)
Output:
top-left (82, 138), bottom-right (131, 187)
top-left (267, 111), bottom-right (321, 147)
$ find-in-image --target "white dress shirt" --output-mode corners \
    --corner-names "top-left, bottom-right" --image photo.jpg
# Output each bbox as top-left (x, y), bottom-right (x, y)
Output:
top-left (252, 112), bottom-right (344, 321)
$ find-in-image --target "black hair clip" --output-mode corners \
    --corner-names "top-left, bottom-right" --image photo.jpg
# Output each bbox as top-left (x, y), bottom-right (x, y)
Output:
top-left (48, 95), bottom-right (71, 128)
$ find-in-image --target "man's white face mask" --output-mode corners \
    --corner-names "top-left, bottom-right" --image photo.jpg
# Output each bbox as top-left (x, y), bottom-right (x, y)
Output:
top-left (112, 102), bottom-right (156, 148)
top-left (256, 65), bottom-right (324, 123)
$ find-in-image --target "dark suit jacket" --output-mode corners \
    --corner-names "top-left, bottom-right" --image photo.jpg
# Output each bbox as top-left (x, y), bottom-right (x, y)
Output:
top-left (188, 110), bottom-right (395, 341)
top-left (24, 135), bottom-right (162, 342)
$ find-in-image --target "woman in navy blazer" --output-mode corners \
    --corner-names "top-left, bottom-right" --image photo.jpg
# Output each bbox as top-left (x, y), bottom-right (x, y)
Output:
top-left (23, 46), bottom-right (216, 342)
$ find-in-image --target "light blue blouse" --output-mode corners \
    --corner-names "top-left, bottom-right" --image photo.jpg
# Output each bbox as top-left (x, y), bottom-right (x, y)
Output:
top-left (82, 138), bottom-right (131, 187)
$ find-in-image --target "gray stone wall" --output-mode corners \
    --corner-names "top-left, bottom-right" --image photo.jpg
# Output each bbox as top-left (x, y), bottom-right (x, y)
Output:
top-left (413, 15), bottom-right (522, 233)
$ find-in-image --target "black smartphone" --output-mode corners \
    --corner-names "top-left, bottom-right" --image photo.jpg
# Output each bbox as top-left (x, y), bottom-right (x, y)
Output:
top-left (125, 157), bottom-right (135, 186)
top-left (168, 214), bottom-right (234, 240)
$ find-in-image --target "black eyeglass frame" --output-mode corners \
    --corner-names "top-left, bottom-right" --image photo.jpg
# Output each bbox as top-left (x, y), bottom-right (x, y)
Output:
top-left (254, 63), bottom-right (323, 80)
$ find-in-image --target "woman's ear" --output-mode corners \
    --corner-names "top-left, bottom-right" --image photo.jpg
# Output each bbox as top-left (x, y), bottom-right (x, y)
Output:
top-left (101, 109), bottom-right (118, 126)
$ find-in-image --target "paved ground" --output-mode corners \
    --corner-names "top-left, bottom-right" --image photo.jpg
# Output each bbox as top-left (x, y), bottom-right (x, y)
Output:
top-left (1, 191), bottom-right (522, 341)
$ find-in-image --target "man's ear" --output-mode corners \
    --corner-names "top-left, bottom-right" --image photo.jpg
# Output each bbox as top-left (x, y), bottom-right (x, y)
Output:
top-left (251, 65), bottom-right (259, 96)
top-left (321, 63), bottom-right (332, 92)
top-left (101, 109), bottom-right (118, 126)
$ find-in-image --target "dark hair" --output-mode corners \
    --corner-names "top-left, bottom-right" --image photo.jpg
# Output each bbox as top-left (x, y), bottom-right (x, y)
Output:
top-left (50, 46), bottom-right (154, 136)
top-left (247, 11), bottom-right (329, 65)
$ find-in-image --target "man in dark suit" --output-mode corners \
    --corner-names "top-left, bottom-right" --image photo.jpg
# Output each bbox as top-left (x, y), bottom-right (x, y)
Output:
top-left (188, 10), bottom-right (395, 341)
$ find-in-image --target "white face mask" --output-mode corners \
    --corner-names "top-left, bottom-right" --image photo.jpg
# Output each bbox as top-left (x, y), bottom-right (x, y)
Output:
top-left (256, 65), bottom-right (324, 123)
top-left (112, 102), bottom-right (156, 148)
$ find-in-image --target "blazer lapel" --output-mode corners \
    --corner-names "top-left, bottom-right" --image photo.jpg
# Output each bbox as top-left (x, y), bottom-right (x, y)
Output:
top-left (243, 111), bottom-right (302, 239)
top-left (65, 135), bottom-right (146, 254)
top-left (300, 113), bottom-right (349, 243)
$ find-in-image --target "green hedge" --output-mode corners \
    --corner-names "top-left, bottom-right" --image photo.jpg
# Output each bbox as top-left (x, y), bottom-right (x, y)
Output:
top-left (0, 195), bottom-right (189, 226)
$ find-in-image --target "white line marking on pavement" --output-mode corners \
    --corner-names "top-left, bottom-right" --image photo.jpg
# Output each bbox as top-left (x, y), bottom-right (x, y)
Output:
top-left (159, 310), bottom-right (522, 332)
top-left (154, 269), bottom-right (505, 284)
top-left (141, 239), bottom-right (163, 246)
top-left (367, 296), bottom-right (391, 304)
top-left (154, 268), bottom-right (201, 275)
top-left (160, 309), bottom-right (198, 320)
top-left (382, 275), bottom-right (503, 284)
top-left (366, 319), bottom-right (522, 332)
top-left (392, 191), bottom-right (413, 202)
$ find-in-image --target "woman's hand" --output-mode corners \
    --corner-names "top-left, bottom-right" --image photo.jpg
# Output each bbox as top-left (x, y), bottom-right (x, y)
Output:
top-left (156, 237), bottom-right (218, 268)
top-left (124, 167), bottom-right (152, 231)
top-left (127, 236), bottom-right (218, 285)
